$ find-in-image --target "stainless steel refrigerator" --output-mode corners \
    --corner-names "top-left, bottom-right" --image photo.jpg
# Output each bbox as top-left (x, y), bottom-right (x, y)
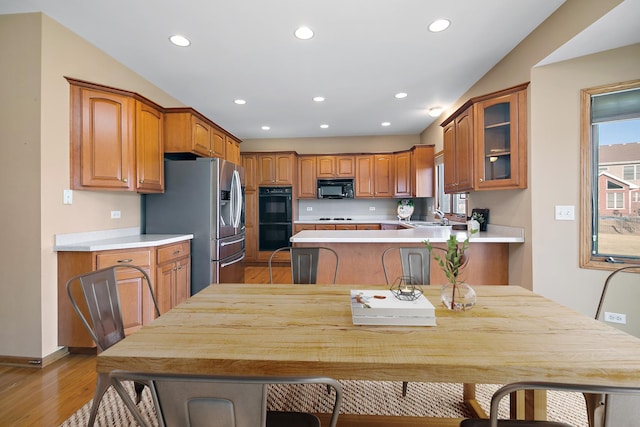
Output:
top-left (144, 158), bottom-right (245, 295)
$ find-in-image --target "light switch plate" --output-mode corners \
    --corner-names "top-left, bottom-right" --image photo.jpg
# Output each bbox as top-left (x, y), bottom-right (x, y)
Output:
top-left (110, 210), bottom-right (121, 219)
top-left (555, 205), bottom-right (575, 220)
top-left (63, 189), bottom-right (73, 205)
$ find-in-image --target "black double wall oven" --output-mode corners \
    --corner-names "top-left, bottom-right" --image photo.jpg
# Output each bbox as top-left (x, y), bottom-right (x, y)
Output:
top-left (258, 187), bottom-right (293, 251)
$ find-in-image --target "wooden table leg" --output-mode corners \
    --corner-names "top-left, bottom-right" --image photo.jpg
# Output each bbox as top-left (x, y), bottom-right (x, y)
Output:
top-left (463, 383), bottom-right (488, 418)
top-left (510, 389), bottom-right (547, 420)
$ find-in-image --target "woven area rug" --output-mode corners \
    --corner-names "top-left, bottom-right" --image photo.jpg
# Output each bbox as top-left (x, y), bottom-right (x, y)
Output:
top-left (60, 380), bottom-right (587, 426)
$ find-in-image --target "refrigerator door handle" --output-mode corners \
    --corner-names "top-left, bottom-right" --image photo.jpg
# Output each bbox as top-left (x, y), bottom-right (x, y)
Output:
top-left (220, 236), bottom-right (245, 246)
top-left (231, 169), bottom-right (242, 229)
top-left (221, 252), bottom-right (245, 268)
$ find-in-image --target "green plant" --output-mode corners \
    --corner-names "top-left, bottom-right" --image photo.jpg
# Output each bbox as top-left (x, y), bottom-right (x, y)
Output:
top-left (424, 231), bottom-right (476, 286)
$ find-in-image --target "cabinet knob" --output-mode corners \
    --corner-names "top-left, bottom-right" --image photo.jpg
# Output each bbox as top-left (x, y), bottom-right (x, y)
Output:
top-left (479, 178), bottom-right (484, 182)
top-left (139, 179), bottom-right (144, 184)
top-left (123, 178), bottom-right (128, 183)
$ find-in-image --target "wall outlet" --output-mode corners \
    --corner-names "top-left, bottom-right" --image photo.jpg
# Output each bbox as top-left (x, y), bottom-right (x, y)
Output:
top-left (555, 205), bottom-right (575, 220)
top-left (110, 210), bottom-right (121, 219)
top-left (604, 311), bottom-right (626, 324)
top-left (369, 206), bottom-right (376, 211)
top-left (63, 189), bottom-right (73, 205)
top-left (306, 207), bottom-right (313, 211)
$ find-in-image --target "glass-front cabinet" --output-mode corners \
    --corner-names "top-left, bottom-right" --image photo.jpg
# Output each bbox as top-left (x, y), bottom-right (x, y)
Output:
top-left (441, 83), bottom-right (528, 193)
top-left (475, 88), bottom-right (527, 190)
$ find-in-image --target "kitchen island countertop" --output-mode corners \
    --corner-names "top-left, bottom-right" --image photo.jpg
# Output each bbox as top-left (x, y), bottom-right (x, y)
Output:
top-left (290, 224), bottom-right (524, 244)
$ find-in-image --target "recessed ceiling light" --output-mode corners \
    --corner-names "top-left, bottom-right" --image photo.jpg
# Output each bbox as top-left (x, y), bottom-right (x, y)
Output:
top-left (169, 34), bottom-right (191, 47)
top-left (294, 26), bottom-right (314, 40)
top-left (313, 96), bottom-right (325, 102)
top-left (320, 124), bottom-right (329, 129)
top-left (428, 19), bottom-right (450, 33)
top-left (428, 106), bottom-right (444, 117)
top-left (381, 122), bottom-right (391, 127)
top-left (261, 126), bottom-right (271, 131)
top-left (395, 93), bottom-right (408, 99)
top-left (234, 99), bottom-right (246, 105)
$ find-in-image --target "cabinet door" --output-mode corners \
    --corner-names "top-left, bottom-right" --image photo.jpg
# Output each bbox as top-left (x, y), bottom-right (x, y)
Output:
top-left (275, 154), bottom-right (294, 184)
top-left (117, 276), bottom-right (147, 335)
top-left (443, 121), bottom-right (458, 193)
top-left (294, 224), bottom-right (317, 233)
top-left (355, 155), bottom-right (374, 197)
top-left (242, 154), bottom-right (258, 191)
top-left (174, 257), bottom-right (190, 306)
top-left (258, 154), bottom-right (276, 184)
top-left (135, 101), bottom-right (164, 193)
top-left (191, 115), bottom-right (212, 157)
top-left (374, 154), bottom-right (394, 197)
top-left (335, 156), bottom-right (356, 177)
top-left (226, 136), bottom-right (240, 164)
top-left (412, 145), bottom-right (434, 198)
top-left (73, 86), bottom-right (134, 190)
top-left (475, 90), bottom-right (527, 190)
top-left (315, 224), bottom-right (336, 230)
top-left (356, 224), bottom-right (381, 230)
top-left (317, 156), bottom-right (335, 178)
top-left (211, 128), bottom-right (226, 159)
top-left (394, 151), bottom-right (412, 197)
top-left (335, 224), bottom-right (357, 230)
top-left (244, 190), bottom-right (258, 261)
top-left (156, 262), bottom-right (175, 315)
top-left (298, 156), bottom-right (317, 198)
top-left (455, 107), bottom-right (475, 192)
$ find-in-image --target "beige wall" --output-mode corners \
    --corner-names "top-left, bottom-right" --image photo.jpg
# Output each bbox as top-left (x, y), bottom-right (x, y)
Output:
top-left (0, 13), bottom-right (184, 359)
top-left (530, 43), bottom-right (640, 315)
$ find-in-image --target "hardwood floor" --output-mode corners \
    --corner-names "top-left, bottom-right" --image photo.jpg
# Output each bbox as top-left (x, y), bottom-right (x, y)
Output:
top-left (0, 265), bottom-right (460, 427)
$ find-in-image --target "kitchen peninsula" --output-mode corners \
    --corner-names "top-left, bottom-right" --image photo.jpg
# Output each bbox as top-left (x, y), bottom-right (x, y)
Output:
top-left (290, 223), bottom-right (523, 285)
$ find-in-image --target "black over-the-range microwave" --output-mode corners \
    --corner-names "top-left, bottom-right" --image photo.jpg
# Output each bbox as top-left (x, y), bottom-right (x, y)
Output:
top-left (317, 178), bottom-right (354, 199)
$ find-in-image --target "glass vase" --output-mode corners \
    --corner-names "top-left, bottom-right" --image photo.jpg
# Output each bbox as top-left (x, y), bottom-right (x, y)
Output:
top-left (440, 282), bottom-right (476, 311)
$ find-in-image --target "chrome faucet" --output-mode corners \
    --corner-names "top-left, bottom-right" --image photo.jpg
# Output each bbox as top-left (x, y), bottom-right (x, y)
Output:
top-left (433, 209), bottom-right (449, 226)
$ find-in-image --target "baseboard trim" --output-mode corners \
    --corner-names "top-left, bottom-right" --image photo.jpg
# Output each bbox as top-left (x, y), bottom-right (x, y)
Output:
top-left (0, 347), bottom-right (69, 369)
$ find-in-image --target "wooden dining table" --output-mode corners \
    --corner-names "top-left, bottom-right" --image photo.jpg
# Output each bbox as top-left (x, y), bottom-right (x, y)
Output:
top-left (98, 283), bottom-right (640, 424)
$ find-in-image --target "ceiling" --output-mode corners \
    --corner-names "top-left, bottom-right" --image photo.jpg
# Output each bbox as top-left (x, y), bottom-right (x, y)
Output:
top-left (4, 0), bottom-right (634, 141)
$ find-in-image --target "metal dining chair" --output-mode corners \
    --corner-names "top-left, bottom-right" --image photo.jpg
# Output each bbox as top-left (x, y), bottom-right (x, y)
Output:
top-left (382, 246), bottom-right (431, 287)
top-left (459, 381), bottom-right (640, 427)
top-left (110, 370), bottom-right (343, 427)
top-left (66, 264), bottom-right (161, 427)
top-left (269, 246), bottom-right (339, 284)
top-left (382, 246), bottom-right (431, 396)
top-left (584, 265), bottom-right (640, 427)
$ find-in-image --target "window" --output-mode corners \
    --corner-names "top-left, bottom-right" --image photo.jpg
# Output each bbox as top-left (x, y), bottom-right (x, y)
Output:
top-left (580, 80), bottom-right (640, 267)
top-left (435, 152), bottom-right (467, 217)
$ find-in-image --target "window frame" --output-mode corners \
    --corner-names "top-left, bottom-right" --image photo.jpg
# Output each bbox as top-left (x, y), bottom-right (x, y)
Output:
top-left (435, 151), bottom-right (468, 219)
top-left (580, 79), bottom-right (640, 269)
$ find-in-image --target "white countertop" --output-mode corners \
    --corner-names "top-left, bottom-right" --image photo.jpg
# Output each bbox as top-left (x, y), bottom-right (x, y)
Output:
top-left (54, 227), bottom-right (194, 251)
top-left (290, 224), bottom-right (524, 243)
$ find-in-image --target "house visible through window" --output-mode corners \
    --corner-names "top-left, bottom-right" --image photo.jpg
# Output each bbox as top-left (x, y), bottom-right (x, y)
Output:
top-left (580, 80), bottom-right (640, 267)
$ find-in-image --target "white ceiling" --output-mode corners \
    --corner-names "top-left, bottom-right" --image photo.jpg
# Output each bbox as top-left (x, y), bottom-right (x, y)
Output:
top-left (7, 0), bottom-right (631, 141)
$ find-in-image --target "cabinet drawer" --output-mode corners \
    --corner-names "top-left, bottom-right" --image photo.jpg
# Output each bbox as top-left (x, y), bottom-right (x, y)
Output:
top-left (157, 241), bottom-right (190, 264)
top-left (97, 250), bottom-right (151, 269)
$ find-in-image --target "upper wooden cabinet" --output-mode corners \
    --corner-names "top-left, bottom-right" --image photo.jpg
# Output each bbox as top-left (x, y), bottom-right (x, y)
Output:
top-left (225, 135), bottom-right (241, 165)
top-left (164, 109), bottom-right (220, 158)
top-left (135, 100), bottom-right (164, 193)
top-left (394, 147), bottom-right (435, 198)
top-left (355, 154), bottom-right (394, 197)
top-left (258, 152), bottom-right (295, 185)
top-left (317, 155), bottom-right (356, 178)
top-left (441, 83), bottom-right (528, 193)
top-left (474, 88), bottom-right (527, 190)
top-left (298, 155), bottom-right (317, 198)
top-left (242, 154), bottom-right (258, 191)
top-left (67, 78), bottom-right (163, 193)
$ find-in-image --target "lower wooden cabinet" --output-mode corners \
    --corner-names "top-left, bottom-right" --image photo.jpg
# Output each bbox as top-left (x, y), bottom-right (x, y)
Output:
top-left (155, 242), bottom-right (191, 314)
top-left (57, 240), bottom-right (191, 350)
